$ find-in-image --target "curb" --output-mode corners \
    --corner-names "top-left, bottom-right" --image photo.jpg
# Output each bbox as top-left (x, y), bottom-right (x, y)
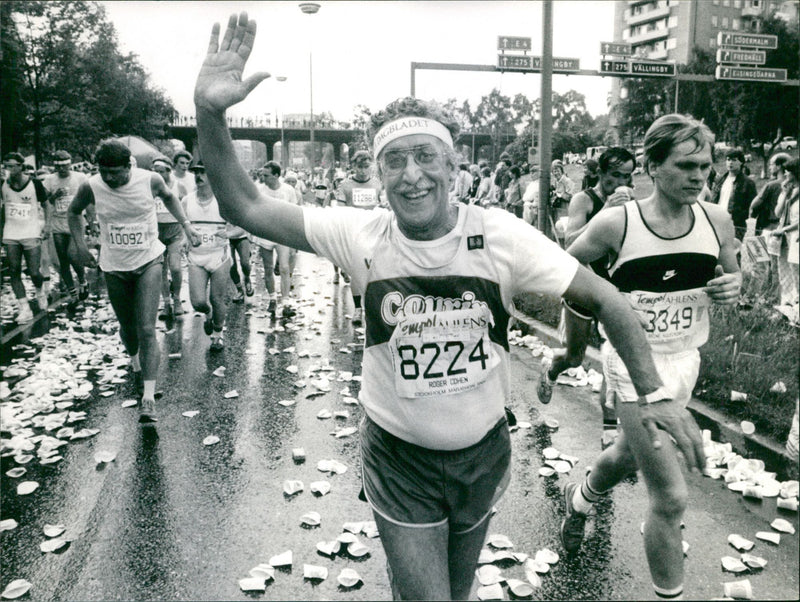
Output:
top-left (512, 313), bottom-right (793, 476)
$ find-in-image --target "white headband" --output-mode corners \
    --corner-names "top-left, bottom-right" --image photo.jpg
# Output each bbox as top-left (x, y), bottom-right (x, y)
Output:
top-left (152, 158), bottom-right (172, 169)
top-left (373, 117), bottom-right (454, 158)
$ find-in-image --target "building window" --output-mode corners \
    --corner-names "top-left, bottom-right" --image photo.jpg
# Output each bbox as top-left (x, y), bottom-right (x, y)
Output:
top-left (713, 0), bottom-right (719, 4)
top-left (723, 0), bottom-right (730, 6)
top-left (712, 15), bottom-right (719, 25)
top-left (734, 0), bottom-right (742, 7)
top-left (722, 16), bottom-right (729, 26)
top-left (710, 37), bottom-right (717, 47)
top-left (733, 18), bottom-right (740, 29)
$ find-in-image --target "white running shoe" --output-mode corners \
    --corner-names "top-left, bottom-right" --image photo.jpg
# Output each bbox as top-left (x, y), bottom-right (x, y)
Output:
top-left (17, 302), bottom-right (34, 323)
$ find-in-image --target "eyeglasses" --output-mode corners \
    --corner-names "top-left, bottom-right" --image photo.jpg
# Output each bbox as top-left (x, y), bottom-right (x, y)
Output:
top-left (380, 146), bottom-right (441, 174)
top-left (3, 163), bottom-right (22, 169)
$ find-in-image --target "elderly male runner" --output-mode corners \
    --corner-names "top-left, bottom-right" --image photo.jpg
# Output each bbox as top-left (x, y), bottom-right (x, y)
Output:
top-left (562, 114), bottom-right (740, 600)
top-left (69, 140), bottom-right (200, 422)
top-left (193, 14), bottom-right (706, 600)
top-left (152, 156), bottom-right (187, 324)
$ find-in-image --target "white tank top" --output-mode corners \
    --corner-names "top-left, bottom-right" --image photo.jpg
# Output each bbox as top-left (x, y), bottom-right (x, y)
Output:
top-left (606, 201), bottom-right (721, 353)
top-left (155, 177), bottom-right (181, 223)
top-left (90, 168), bottom-right (164, 272)
top-left (183, 192), bottom-right (227, 255)
top-left (2, 178), bottom-right (45, 240)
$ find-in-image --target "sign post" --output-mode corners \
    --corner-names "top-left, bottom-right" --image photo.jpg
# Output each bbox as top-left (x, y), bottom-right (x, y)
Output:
top-left (715, 30), bottom-right (784, 82)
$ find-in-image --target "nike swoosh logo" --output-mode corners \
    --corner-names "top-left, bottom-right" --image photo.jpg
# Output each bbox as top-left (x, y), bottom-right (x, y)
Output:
top-left (662, 271), bottom-right (677, 280)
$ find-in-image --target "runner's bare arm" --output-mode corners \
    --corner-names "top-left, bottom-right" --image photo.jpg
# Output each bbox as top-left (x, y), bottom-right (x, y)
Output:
top-left (151, 173), bottom-right (200, 246)
top-left (194, 12), bottom-right (313, 253)
top-left (68, 182), bottom-right (97, 268)
top-left (702, 203), bottom-right (741, 305)
top-left (566, 210), bottom-right (706, 470)
top-left (564, 191), bottom-right (593, 247)
top-left (566, 206), bottom-right (625, 265)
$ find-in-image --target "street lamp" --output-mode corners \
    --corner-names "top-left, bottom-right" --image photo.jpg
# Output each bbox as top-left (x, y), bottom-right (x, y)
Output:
top-left (299, 3), bottom-right (320, 173)
top-left (276, 76), bottom-right (288, 166)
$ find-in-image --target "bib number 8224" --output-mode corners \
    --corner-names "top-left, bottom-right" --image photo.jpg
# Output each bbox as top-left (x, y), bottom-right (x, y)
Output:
top-left (397, 339), bottom-right (489, 380)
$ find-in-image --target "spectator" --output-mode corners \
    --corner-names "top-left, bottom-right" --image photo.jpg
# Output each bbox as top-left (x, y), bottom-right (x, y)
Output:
top-left (770, 157), bottom-right (799, 318)
top-left (452, 162), bottom-right (472, 204)
top-left (505, 165), bottom-right (524, 218)
top-left (468, 164), bottom-right (481, 200)
top-left (551, 159), bottom-right (575, 220)
top-left (474, 166), bottom-right (493, 206)
top-left (580, 159), bottom-right (599, 190)
top-left (751, 153), bottom-right (791, 235)
top-left (522, 166), bottom-right (540, 225)
top-left (711, 149), bottom-right (757, 241)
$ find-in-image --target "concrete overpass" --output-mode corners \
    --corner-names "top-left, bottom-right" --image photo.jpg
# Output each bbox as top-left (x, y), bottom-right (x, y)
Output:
top-left (167, 124), bottom-right (514, 167)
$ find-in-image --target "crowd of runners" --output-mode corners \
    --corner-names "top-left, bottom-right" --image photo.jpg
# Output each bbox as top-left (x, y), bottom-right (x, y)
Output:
top-left (2, 10), bottom-right (798, 600)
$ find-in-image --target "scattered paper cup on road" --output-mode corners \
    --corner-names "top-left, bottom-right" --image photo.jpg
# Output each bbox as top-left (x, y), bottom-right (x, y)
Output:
top-left (722, 578), bottom-right (753, 600)
top-left (777, 497), bottom-right (798, 511)
top-left (740, 421), bottom-right (755, 435)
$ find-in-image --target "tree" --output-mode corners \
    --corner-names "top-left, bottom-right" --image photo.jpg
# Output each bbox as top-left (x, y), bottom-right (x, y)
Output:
top-left (2, 1), bottom-right (174, 163)
top-left (614, 14), bottom-right (798, 150)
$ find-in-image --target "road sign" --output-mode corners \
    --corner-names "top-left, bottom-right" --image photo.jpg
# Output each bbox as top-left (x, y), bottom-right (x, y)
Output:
top-left (600, 42), bottom-right (632, 57)
top-left (717, 31), bottom-right (778, 49)
top-left (498, 36), bottom-right (531, 51)
top-left (715, 65), bottom-right (787, 82)
top-left (600, 59), bottom-right (630, 74)
top-left (498, 54), bottom-right (533, 70)
top-left (716, 49), bottom-right (767, 64)
top-left (630, 60), bottom-right (676, 77)
top-left (497, 55), bottom-right (581, 73)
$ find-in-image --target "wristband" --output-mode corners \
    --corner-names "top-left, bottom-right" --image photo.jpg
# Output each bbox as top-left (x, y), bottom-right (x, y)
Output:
top-left (638, 388), bottom-right (672, 406)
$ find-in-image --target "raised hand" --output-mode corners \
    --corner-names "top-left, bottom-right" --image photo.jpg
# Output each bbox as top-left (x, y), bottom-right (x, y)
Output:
top-left (194, 12), bottom-right (270, 113)
top-left (639, 400), bottom-right (706, 472)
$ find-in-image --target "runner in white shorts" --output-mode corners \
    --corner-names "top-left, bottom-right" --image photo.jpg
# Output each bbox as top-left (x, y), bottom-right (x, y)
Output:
top-left (152, 156), bottom-right (187, 326)
top-left (562, 114), bottom-right (741, 600)
top-left (183, 162), bottom-right (231, 352)
top-left (2, 152), bottom-right (51, 322)
top-left (333, 149), bottom-right (382, 325)
top-left (192, 15), bottom-right (708, 599)
top-left (69, 139), bottom-right (201, 422)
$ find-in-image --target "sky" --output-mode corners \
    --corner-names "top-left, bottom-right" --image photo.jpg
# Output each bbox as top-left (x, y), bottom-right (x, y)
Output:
top-left (101, 1), bottom-right (617, 124)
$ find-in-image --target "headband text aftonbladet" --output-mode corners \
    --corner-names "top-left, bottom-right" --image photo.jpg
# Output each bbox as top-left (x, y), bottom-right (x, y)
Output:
top-left (373, 117), bottom-right (454, 158)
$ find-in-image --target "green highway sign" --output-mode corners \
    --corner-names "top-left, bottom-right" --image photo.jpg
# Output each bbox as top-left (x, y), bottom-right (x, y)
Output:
top-left (716, 49), bottom-right (767, 64)
top-left (600, 59), bottom-right (630, 74)
top-left (497, 55), bottom-right (581, 73)
top-left (630, 60), bottom-right (676, 77)
top-left (600, 42), bottom-right (632, 56)
top-left (715, 65), bottom-right (787, 82)
top-left (717, 31), bottom-right (778, 49)
top-left (599, 59), bottom-right (675, 77)
top-left (498, 36), bottom-right (531, 51)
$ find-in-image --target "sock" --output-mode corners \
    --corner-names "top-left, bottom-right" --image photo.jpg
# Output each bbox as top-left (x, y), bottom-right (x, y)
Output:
top-left (572, 478), bottom-right (604, 515)
top-left (270, 293), bottom-right (277, 301)
top-left (143, 380), bottom-right (156, 400)
top-left (653, 583), bottom-right (683, 599)
top-left (131, 353), bottom-right (141, 371)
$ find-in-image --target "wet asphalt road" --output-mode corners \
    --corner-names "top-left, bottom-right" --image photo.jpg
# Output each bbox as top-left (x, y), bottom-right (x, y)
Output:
top-left (1, 251), bottom-right (798, 601)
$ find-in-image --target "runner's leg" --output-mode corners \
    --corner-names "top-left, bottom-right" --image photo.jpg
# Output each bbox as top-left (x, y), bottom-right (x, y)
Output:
top-left (616, 400), bottom-right (688, 596)
top-left (133, 261), bottom-right (163, 398)
top-left (372, 514), bottom-right (451, 600)
top-left (5, 243), bottom-right (27, 300)
top-left (53, 233), bottom-right (76, 294)
top-left (448, 514), bottom-right (493, 600)
top-left (105, 272), bottom-right (140, 358)
top-left (188, 264), bottom-right (211, 315)
top-left (166, 239), bottom-right (184, 311)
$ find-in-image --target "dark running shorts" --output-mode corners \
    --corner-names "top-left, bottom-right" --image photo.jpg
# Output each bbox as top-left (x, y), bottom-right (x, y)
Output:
top-left (360, 414), bottom-right (511, 534)
top-left (103, 254), bottom-right (162, 282)
top-left (158, 222), bottom-right (185, 246)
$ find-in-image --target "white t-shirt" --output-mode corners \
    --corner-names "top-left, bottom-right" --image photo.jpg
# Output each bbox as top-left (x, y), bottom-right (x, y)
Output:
top-left (304, 204), bottom-right (578, 449)
top-left (718, 175), bottom-right (735, 213)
